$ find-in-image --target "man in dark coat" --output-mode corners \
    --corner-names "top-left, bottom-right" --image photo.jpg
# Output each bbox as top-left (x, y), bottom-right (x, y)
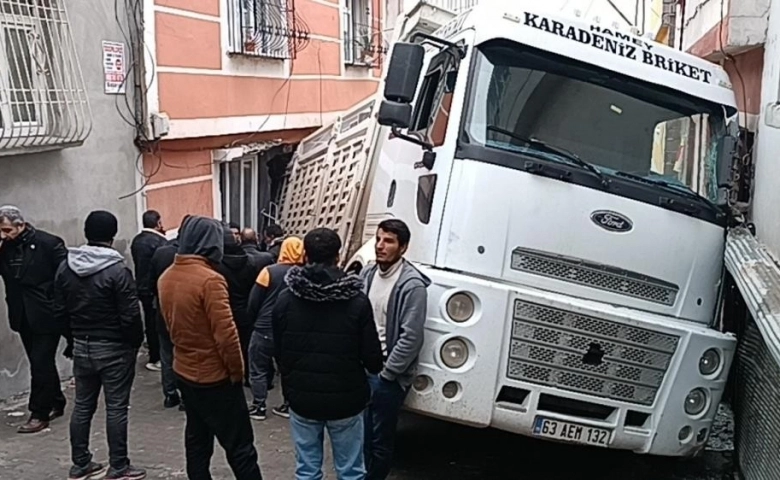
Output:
top-left (0, 205), bottom-right (68, 434)
top-left (262, 224), bottom-right (284, 261)
top-left (216, 227), bottom-right (265, 384)
top-left (241, 228), bottom-right (274, 265)
top-left (273, 228), bottom-right (383, 479)
top-left (148, 218), bottom-right (186, 410)
top-left (54, 210), bottom-right (147, 480)
top-left (130, 210), bottom-right (167, 371)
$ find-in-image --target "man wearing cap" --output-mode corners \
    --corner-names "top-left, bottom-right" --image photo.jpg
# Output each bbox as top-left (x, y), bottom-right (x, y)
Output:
top-left (54, 211), bottom-right (147, 480)
top-left (0, 205), bottom-right (68, 434)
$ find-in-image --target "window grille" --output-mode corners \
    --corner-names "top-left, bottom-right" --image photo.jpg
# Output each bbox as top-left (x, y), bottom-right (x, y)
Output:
top-left (0, 0), bottom-right (91, 155)
top-left (343, 0), bottom-right (384, 66)
top-left (228, 0), bottom-right (292, 59)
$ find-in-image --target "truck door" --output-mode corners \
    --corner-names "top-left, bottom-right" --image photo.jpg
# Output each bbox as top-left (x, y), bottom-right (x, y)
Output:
top-left (386, 42), bottom-right (465, 265)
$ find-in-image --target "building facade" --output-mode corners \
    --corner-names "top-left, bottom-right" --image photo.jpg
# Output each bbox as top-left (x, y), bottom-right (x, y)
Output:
top-left (140, 0), bottom-right (385, 233)
top-left (0, 0), bottom-right (141, 399)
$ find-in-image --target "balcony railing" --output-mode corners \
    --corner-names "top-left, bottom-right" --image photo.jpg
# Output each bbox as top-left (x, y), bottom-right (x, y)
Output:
top-left (0, 0), bottom-right (91, 156)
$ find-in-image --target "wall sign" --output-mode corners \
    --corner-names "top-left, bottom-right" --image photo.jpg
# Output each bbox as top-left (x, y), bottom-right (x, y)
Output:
top-left (102, 41), bottom-right (126, 95)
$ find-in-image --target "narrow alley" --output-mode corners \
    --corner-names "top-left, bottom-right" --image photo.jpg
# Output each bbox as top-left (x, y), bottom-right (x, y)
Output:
top-left (0, 356), bottom-right (735, 480)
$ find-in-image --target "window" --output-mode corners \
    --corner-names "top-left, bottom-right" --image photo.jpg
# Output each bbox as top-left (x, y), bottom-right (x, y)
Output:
top-left (0, 0), bottom-right (91, 153)
top-left (228, 0), bottom-right (290, 59)
top-left (410, 49), bottom-right (460, 146)
top-left (343, 0), bottom-right (375, 66)
top-left (219, 157), bottom-right (260, 229)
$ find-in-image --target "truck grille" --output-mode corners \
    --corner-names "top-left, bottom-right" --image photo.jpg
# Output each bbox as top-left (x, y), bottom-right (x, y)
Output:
top-left (510, 248), bottom-right (679, 306)
top-left (506, 300), bottom-right (679, 406)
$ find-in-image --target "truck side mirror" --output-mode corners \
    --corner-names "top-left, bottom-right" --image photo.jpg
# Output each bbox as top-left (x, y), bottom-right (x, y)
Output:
top-left (378, 43), bottom-right (425, 129)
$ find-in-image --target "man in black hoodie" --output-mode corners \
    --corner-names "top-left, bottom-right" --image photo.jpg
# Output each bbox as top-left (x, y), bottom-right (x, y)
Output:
top-left (217, 227), bottom-right (265, 383)
top-left (273, 228), bottom-right (383, 479)
top-left (54, 211), bottom-right (147, 480)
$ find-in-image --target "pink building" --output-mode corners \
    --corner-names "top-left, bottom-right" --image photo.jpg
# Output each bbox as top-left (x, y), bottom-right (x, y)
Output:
top-left (141, 0), bottom-right (386, 231)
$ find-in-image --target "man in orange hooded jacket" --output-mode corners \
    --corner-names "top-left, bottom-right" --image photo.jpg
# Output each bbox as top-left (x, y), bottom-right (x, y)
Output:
top-left (158, 216), bottom-right (263, 480)
top-left (246, 236), bottom-right (304, 420)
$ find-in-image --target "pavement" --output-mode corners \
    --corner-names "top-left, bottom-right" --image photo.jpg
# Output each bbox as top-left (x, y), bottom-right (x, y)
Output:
top-left (0, 355), bottom-right (737, 480)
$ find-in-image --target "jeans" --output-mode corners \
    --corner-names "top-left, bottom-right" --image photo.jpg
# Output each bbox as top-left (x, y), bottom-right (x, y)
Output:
top-left (140, 296), bottom-right (160, 363)
top-left (178, 380), bottom-right (263, 480)
top-left (70, 339), bottom-right (136, 471)
top-left (290, 410), bottom-right (366, 480)
top-left (248, 331), bottom-right (274, 408)
top-left (19, 323), bottom-right (66, 421)
top-left (158, 316), bottom-right (177, 398)
top-left (364, 375), bottom-right (409, 480)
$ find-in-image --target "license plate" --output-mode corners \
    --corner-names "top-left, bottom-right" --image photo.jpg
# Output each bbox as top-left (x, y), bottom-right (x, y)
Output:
top-left (533, 417), bottom-right (611, 447)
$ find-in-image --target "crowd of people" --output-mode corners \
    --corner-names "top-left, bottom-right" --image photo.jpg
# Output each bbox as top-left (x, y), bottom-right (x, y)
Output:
top-left (0, 204), bottom-right (429, 480)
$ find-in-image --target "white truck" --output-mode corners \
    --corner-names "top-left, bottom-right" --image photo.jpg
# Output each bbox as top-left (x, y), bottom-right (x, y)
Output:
top-left (277, 0), bottom-right (738, 457)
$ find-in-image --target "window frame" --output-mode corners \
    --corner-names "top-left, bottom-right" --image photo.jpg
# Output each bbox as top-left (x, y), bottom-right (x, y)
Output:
top-left (0, 4), bottom-right (47, 137)
top-left (228, 0), bottom-right (290, 59)
top-left (409, 48), bottom-right (460, 145)
top-left (343, 0), bottom-right (372, 66)
top-left (219, 156), bottom-right (261, 230)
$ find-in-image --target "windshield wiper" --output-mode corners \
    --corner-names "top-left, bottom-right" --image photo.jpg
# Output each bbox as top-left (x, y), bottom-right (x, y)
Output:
top-left (486, 125), bottom-right (609, 188)
top-left (613, 171), bottom-right (722, 216)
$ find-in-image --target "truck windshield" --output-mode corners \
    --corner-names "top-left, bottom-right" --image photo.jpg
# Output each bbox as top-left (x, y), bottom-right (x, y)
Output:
top-left (463, 40), bottom-right (731, 202)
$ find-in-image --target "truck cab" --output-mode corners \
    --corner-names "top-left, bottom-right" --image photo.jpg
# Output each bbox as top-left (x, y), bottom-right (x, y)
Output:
top-left (364, 0), bottom-right (738, 457)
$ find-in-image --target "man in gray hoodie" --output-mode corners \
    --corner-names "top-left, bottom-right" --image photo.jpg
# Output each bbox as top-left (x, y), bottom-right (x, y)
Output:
top-left (360, 219), bottom-right (430, 480)
top-left (54, 211), bottom-right (147, 480)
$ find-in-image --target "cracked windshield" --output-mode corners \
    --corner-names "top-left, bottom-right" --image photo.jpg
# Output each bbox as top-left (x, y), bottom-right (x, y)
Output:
top-left (464, 41), bottom-right (730, 202)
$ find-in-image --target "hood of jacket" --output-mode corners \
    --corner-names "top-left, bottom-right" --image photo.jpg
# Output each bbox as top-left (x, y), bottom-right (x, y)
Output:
top-left (67, 245), bottom-right (125, 277)
top-left (286, 265), bottom-right (363, 302)
top-left (221, 227), bottom-right (248, 270)
top-left (278, 237), bottom-right (304, 265)
top-left (178, 216), bottom-right (223, 264)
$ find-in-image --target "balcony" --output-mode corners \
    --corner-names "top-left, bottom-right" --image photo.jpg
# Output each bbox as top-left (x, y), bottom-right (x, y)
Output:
top-left (0, 0), bottom-right (92, 156)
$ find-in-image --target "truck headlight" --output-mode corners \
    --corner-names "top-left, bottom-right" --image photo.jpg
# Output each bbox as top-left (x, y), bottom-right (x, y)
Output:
top-left (684, 388), bottom-right (708, 416)
top-left (446, 293), bottom-right (475, 323)
top-left (441, 338), bottom-right (469, 369)
top-left (699, 349), bottom-right (721, 376)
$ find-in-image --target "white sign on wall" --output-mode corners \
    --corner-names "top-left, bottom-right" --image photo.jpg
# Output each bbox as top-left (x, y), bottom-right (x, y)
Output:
top-left (102, 41), bottom-right (126, 95)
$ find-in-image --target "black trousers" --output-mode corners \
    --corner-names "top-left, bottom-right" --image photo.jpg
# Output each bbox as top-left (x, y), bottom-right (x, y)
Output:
top-left (140, 296), bottom-right (160, 363)
top-left (19, 323), bottom-right (66, 421)
top-left (178, 380), bottom-right (263, 480)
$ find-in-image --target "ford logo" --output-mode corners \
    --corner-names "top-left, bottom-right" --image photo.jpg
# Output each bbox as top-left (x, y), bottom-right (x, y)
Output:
top-left (590, 210), bottom-right (633, 233)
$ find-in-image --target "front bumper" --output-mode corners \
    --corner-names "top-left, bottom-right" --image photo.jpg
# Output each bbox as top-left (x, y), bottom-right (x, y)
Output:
top-left (404, 267), bottom-right (736, 456)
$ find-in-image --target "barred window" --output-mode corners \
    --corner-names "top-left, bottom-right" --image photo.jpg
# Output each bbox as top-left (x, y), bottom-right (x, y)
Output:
top-left (0, 0), bottom-right (91, 155)
top-left (228, 0), bottom-right (291, 59)
top-left (343, 0), bottom-right (373, 66)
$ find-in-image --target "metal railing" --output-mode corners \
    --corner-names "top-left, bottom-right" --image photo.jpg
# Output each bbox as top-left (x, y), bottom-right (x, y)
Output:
top-left (227, 0), bottom-right (293, 59)
top-left (0, 0), bottom-right (91, 155)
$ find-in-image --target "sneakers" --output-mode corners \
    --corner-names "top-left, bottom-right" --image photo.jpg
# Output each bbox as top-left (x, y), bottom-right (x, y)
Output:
top-left (105, 464), bottom-right (146, 480)
top-left (248, 405), bottom-right (267, 421)
top-left (144, 361), bottom-right (161, 372)
top-left (272, 403), bottom-right (290, 419)
top-left (69, 461), bottom-right (107, 480)
top-left (163, 394), bottom-right (181, 409)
